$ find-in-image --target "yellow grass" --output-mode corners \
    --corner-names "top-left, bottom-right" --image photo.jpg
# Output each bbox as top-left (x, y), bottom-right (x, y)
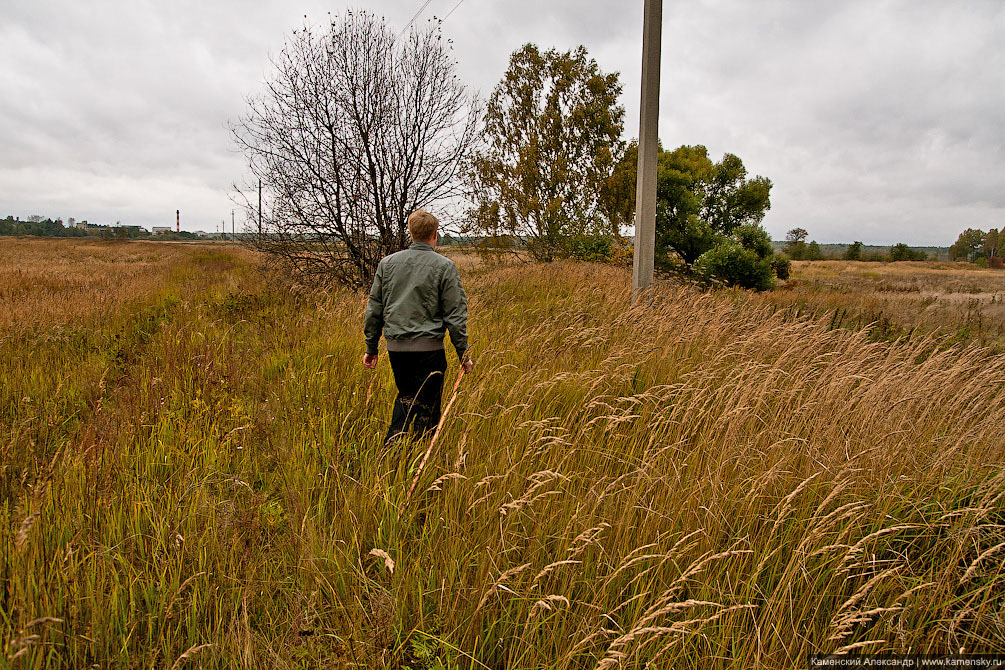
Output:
top-left (2, 239), bottom-right (1004, 668)
top-left (752, 260), bottom-right (1005, 349)
top-left (0, 238), bottom-right (256, 334)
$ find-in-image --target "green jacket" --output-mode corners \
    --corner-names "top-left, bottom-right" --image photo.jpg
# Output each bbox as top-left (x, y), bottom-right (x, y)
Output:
top-left (364, 242), bottom-right (468, 360)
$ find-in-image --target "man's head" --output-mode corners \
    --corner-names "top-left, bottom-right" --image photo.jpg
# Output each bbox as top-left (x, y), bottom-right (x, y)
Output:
top-left (408, 209), bottom-right (438, 244)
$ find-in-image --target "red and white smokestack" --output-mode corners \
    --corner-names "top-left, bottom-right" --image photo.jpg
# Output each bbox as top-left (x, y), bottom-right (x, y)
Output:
top-left (176, 210), bottom-right (180, 233)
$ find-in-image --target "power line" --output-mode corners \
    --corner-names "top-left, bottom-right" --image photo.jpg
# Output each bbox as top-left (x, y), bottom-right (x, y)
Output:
top-left (398, 0), bottom-right (437, 37)
top-left (399, 0), bottom-right (469, 39)
top-left (442, 0), bottom-right (467, 21)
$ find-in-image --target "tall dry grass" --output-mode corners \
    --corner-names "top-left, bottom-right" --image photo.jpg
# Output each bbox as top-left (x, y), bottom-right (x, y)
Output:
top-left (752, 260), bottom-right (1005, 349)
top-left (0, 238), bottom-right (241, 333)
top-left (2, 241), bottom-right (1004, 668)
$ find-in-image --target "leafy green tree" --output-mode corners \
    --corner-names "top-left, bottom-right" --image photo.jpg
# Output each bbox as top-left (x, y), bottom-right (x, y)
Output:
top-left (844, 241), bottom-right (864, 261)
top-left (785, 228), bottom-right (808, 260)
top-left (890, 243), bottom-right (911, 262)
top-left (983, 229), bottom-right (1000, 258)
top-left (806, 240), bottom-right (824, 260)
top-left (654, 145), bottom-right (772, 269)
top-left (468, 44), bottom-right (624, 261)
top-left (890, 243), bottom-right (927, 262)
top-left (786, 227), bottom-right (808, 244)
top-left (734, 222), bottom-right (774, 259)
top-left (598, 139), bottom-right (638, 238)
top-left (949, 229), bottom-right (985, 262)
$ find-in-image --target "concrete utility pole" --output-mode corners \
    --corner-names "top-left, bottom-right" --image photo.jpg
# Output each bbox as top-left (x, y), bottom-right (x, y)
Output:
top-left (632, 0), bottom-right (663, 297)
top-left (231, 209), bottom-right (235, 239)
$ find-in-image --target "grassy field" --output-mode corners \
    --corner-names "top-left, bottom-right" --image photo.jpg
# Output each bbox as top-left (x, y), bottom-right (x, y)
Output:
top-left (755, 260), bottom-right (1005, 350)
top-left (2, 238), bottom-right (1005, 668)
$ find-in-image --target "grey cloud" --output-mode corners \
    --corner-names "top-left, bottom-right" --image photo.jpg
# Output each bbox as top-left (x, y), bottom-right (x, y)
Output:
top-left (646, 0), bottom-right (1005, 244)
top-left (0, 0), bottom-right (1001, 243)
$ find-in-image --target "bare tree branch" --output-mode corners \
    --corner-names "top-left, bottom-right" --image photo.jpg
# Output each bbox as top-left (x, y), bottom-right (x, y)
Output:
top-left (231, 12), bottom-right (480, 288)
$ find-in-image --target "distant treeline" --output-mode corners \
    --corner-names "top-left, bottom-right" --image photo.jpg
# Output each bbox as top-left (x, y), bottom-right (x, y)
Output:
top-left (0, 216), bottom-right (88, 237)
top-left (772, 240), bottom-right (949, 262)
top-left (0, 216), bottom-right (201, 240)
top-left (0, 216), bottom-right (967, 265)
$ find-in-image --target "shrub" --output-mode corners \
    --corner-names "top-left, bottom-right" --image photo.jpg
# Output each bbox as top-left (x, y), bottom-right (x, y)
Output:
top-left (608, 238), bottom-right (635, 268)
top-left (694, 240), bottom-right (775, 291)
top-left (563, 234), bottom-right (613, 263)
top-left (475, 235), bottom-right (517, 265)
top-left (772, 254), bottom-right (792, 280)
top-left (990, 256), bottom-right (1003, 269)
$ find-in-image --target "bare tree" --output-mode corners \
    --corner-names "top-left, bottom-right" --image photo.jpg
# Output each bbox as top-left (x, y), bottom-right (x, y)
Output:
top-left (232, 12), bottom-right (479, 288)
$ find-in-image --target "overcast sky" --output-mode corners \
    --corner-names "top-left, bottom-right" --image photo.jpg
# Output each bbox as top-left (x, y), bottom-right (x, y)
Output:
top-left (2, 0), bottom-right (1002, 244)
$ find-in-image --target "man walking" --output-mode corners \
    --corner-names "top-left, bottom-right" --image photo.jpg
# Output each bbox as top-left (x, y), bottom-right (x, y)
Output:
top-left (363, 210), bottom-right (473, 443)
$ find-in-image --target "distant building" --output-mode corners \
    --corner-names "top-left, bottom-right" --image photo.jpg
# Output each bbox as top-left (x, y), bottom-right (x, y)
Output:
top-left (152, 227), bottom-right (173, 234)
top-left (75, 220), bottom-right (86, 230)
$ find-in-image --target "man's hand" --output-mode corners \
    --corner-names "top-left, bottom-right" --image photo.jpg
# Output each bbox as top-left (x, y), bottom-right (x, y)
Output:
top-left (461, 357), bottom-right (474, 374)
top-left (363, 353), bottom-right (378, 369)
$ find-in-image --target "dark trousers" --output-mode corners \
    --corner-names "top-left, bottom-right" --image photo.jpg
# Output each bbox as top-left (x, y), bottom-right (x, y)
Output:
top-left (385, 349), bottom-right (447, 443)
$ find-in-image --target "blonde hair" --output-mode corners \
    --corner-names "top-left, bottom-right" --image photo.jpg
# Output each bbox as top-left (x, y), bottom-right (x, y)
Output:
top-left (408, 210), bottom-right (438, 242)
